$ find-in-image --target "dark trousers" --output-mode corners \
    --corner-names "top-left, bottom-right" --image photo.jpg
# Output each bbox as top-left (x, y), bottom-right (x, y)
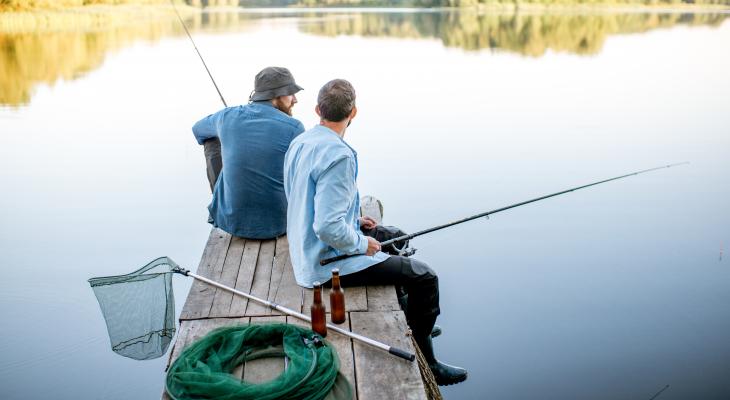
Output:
top-left (203, 138), bottom-right (222, 193)
top-left (338, 256), bottom-right (441, 325)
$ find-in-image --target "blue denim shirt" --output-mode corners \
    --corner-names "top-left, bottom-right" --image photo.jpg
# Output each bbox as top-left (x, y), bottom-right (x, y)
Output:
top-left (193, 101), bottom-right (304, 239)
top-left (284, 125), bottom-right (389, 287)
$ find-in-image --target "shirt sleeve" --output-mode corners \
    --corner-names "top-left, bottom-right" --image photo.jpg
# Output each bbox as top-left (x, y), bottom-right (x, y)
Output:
top-left (312, 156), bottom-right (368, 255)
top-left (192, 112), bottom-right (220, 145)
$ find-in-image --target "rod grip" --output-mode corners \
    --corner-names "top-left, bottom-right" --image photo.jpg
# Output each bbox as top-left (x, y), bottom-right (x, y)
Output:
top-left (389, 347), bottom-right (416, 362)
top-left (320, 253), bottom-right (356, 266)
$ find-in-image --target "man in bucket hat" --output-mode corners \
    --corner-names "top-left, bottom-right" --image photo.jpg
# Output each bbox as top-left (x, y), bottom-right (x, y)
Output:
top-left (193, 66), bottom-right (304, 239)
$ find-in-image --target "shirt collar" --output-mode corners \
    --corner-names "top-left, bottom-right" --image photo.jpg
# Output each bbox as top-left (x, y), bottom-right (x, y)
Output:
top-left (252, 100), bottom-right (275, 108)
top-left (313, 125), bottom-right (357, 157)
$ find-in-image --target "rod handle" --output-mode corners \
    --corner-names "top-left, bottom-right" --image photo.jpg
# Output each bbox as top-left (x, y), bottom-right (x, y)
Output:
top-left (320, 253), bottom-right (357, 266)
top-left (388, 347), bottom-right (416, 362)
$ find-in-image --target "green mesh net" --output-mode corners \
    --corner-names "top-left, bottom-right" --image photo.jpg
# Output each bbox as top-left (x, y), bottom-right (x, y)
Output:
top-left (166, 323), bottom-right (353, 400)
top-left (89, 258), bottom-right (352, 399)
top-left (88, 257), bottom-right (177, 360)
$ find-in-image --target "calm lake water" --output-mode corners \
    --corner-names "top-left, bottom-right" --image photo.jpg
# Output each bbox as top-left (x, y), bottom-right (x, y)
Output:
top-left (1, 6), bottom-right (729, 399)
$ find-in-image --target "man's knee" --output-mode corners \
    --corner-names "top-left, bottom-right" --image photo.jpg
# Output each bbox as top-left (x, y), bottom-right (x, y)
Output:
top-left (406, 258), bottom-right (438, 284)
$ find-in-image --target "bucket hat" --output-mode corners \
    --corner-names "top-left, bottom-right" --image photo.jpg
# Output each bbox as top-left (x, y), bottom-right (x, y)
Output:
top-left (250, 67), bottom-right (303, 101)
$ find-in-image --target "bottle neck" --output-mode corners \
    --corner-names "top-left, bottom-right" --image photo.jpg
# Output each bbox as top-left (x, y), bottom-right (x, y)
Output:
top-left (313, 286), bottom-right (322, 303)
top-left (331, 274), bottom-right (341, 290)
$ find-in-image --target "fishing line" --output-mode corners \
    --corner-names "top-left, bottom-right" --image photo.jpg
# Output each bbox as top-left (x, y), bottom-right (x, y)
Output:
top-left (170, 0), bottom-right (227, 107)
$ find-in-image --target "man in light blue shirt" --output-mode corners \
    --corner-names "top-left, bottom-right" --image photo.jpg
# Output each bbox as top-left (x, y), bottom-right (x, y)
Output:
top-left (284, 79), bottom-right (467, 386)
top-left (193, 67), bottom-right (304, 239)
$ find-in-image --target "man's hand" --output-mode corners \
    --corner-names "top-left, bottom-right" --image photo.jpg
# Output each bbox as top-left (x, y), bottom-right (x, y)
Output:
top-left (360, 216), bottom-right (378, 230)
top-left (366, 237), bottom-right (381, 256)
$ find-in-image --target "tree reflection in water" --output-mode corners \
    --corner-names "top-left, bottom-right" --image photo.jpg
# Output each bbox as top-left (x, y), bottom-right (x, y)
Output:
top-left (0, 8), bottom-right (727, 106)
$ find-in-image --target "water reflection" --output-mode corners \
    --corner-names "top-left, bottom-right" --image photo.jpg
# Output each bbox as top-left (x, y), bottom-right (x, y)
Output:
top-left (299, 11), bottom-right (729, 55)
top-left (0, 8), bottom-right (727, 106)
top-left (0, 10), bottom-right (255, 106)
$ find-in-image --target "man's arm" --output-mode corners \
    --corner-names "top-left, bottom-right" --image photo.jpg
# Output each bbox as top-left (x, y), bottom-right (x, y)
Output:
top-left (192, 112), bottom-right (224, 191)
top-left (312, 157), bottom-right (369, 255)
top-left (192, 113), bottom-right (220, 145)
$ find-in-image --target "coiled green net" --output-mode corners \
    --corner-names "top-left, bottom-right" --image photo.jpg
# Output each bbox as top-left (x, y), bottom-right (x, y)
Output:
top-left (165, 323), bottom-right (352, 400)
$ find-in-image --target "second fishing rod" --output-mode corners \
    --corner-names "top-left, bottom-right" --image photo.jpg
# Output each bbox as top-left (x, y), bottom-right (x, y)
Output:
top-left (321, 162), bottom-right (688, 266)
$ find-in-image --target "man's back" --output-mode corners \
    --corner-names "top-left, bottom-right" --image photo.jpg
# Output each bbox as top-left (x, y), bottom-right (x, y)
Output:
top-left (194, 101), bottom-right (304, 239)
top-left (284, 125), bottom-right (388, 287)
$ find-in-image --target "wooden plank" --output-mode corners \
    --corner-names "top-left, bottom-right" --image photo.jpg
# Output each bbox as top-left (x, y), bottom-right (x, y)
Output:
top-left (243, 316), bottom-right (287, 383)
top-left (303, 285), bottom-right (368, 313)
top-left (209, 236), bottom-right (246, 318)
top-left (180, 229), bottom-right (232, 320)
top-left (287, 316), bottom-right (357, 397)
top-left (350, 311), bottom-right (426, 400)
top-left (244, 239), bottom-right (278, 316)
top-left (272, 250), bottom-right (304, 313)
top-left (266, 235), bottom-right (290, 315)
top-left (366, 285), bottom-right (401, 312)
top-left (229, 239), bottom-right (261, 316)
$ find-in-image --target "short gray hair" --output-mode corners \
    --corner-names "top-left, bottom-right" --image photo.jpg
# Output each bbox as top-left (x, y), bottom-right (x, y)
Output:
top-left (317, 79), bottom-right (356, 122)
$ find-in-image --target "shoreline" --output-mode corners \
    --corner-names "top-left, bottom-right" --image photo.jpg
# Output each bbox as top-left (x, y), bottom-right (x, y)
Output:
top-left (1, 2), bottom-right (726, 34)
top-left (1, 2), bottom-right (728, 13)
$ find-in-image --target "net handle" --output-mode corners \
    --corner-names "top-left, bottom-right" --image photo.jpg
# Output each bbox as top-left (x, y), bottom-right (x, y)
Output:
top-left (173, 267), bottom-right (415, 362)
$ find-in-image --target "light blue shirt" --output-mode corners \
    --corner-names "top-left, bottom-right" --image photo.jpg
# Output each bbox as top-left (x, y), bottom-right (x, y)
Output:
top-left (284, 125), bottom-right (388, 288)
top-left (193, 101), bottom-right (304, 239)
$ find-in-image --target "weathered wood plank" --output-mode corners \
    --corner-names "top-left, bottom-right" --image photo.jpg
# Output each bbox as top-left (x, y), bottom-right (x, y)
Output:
top-left (243, 316), bottom-right (287, 383)
top-left (266, 235), bottom-right (290, 315)
top-left (350, 311), bottom-right (426, 400)
top-left (180, 229), bottom-right (232, 320)
top-left (272, 251), bottom-right (304, 313)
top-left (229, 239), bottom-right (261, 316)
top-left (366, 285), bottom-right (401, 312)
top-left (245, 239), bottom-right (278, 316)
top-left (209, 236), bottom-right (246, 318)
top-left (287, 316), bottom-right (357, 397)
top-left (303, 285), bottom-right (368, 313)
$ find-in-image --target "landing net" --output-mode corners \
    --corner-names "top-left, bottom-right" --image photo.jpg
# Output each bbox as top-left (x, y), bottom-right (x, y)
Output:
top-left (88, 257), bottom-right (177, 360)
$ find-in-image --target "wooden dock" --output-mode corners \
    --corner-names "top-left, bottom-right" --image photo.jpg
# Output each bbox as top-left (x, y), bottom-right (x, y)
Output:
top-left (162, 221), bottom-right (428, 398)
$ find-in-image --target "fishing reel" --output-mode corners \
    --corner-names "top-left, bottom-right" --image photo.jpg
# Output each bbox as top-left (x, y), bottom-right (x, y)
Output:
top-left (363, 225), bottom-right (417, 258)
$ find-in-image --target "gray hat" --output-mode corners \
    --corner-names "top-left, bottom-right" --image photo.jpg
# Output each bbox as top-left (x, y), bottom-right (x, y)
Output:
top-left (249, 67), bottom-right (303, 101)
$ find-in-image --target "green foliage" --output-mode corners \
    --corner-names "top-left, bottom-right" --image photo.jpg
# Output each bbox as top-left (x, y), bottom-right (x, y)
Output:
top-left (0, 0), bottom-right (180, 11)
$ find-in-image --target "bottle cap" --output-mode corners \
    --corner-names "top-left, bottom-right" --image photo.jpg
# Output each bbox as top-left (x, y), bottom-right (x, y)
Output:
top-left (313, 281), bottom-right (321, 287)
top-left (331, 268), bottom-right (339, 275)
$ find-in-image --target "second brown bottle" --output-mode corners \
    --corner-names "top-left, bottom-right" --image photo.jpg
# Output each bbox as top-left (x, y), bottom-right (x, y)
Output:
top-left (310, 281), bottom-right (327, 337)
top-left (330, 268), bottom-right (346, 324)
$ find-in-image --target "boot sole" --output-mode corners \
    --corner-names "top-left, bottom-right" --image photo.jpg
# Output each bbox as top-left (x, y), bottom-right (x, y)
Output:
top-left (436, 372), bottom-right (467, 386)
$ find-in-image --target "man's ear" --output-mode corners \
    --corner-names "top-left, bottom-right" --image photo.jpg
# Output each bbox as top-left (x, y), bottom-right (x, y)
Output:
top-left (315, 105), bottom-right (322, 118)
top-left (349, 106), bottom-right (357, 120)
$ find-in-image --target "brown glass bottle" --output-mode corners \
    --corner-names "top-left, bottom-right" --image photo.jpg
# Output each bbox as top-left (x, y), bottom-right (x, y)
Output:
top-left (330, 269), bottom-right (346, 324)
top-left (310, 281), bottom-right (327, 337)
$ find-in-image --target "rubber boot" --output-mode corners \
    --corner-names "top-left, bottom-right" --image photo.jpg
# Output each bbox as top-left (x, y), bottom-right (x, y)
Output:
top-left (411, 317), bottom-right (467, 386)
top-left (397, 292), bottom-right (441, 338)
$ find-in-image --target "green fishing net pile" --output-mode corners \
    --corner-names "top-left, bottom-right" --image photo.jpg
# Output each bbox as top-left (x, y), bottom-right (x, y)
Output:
top-left (166, 323), bottom-right (353, 400)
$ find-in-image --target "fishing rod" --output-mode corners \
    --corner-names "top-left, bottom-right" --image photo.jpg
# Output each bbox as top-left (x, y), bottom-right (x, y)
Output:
top-left (321, 162), bottom-right (689, 266)
top-left (170, 0), bottom-right (227, 107)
